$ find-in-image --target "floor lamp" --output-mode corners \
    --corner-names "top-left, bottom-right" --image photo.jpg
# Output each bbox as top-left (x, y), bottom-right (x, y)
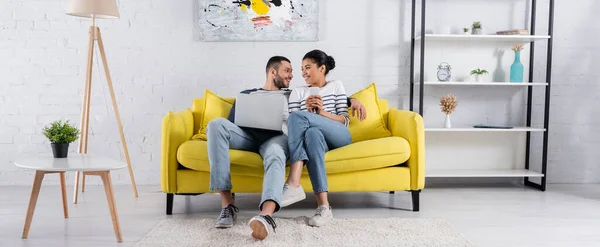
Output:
top-left (67, 0), bottom-right (138, 203)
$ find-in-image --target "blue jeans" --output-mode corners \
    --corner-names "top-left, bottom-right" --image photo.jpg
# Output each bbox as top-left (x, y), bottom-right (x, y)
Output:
top-left (287, 111), bottom-right (352, 193)
top-left (207, 118), bottom-right (288, 212)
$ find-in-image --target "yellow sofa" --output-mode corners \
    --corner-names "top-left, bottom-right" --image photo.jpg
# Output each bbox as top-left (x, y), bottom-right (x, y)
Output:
top-left (161, 97), bottom-right (425, 214)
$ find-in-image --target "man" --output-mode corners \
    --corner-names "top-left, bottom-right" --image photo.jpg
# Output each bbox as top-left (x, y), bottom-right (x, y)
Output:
top-left (207, 56), bottom-right (366, 240)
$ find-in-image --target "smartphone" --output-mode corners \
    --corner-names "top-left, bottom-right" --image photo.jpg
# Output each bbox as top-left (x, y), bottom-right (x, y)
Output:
top-left (309, 87), bottom-right (320, 96)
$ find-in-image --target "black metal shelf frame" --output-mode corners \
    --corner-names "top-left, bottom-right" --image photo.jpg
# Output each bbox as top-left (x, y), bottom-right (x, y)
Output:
top-left (408, 0), bottom-right (555, 191)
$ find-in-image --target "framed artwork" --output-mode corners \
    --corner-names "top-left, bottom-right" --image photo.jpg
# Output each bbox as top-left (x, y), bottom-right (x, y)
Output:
top-left (197, 0), bottom-right (319, 41)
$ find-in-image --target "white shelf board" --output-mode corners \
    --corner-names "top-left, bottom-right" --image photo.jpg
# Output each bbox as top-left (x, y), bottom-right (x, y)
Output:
top-left (426, 169), bottom-right (544, 178)
top-left (425, 127), bottom-right (546, 132)
top-left (415, 34), bottom-right (550, 43)
top-left (422, 81), bottom-right (548, 86)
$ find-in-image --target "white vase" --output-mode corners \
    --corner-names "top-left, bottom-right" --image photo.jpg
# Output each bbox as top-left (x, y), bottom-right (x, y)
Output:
top-left (472, 28), bottom-right (483, 35)
top-left (444, 114), bottom-right (452, 128)
top-left (475, 74), bottom-right (483, 82)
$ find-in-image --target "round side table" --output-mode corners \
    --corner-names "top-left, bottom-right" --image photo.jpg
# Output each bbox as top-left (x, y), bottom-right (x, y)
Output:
top-left (14, 154), bottom-right (127, 243)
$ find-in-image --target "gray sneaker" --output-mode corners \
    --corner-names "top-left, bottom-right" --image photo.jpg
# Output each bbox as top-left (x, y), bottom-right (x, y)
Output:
top-left (308, 205), bottom-right (333, 227)
top-left (248, 215), bottom-right (277, 240)
top-left (214, 204), bottom-right (239, 228)
top-left (280, 184), bottom-right (306, 207)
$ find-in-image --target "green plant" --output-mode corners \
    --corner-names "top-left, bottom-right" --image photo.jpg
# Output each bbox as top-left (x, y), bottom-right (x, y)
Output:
top-left (472, 21), bottom-right (482, 29)
top-left (470, 68), bottom-right (489, 75)
top-left (42, 120), bottom-right (80, 144)
top-left (463, 27), bottom-right (469, 32)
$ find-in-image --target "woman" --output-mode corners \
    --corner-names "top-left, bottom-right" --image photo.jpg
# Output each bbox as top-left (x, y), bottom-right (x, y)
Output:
top-left (281, 49), bottom-right (352, 227)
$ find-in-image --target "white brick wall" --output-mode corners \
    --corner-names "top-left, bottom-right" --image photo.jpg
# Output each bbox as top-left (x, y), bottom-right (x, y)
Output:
top-left (1, 0), bottom-right (599, 185)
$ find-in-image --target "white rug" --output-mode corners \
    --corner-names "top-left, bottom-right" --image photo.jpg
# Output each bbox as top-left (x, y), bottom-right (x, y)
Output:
top-left (135, 216), bottom-right (473, 247)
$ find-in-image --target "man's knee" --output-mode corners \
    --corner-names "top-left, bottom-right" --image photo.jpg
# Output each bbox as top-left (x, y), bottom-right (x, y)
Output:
top-left (207, 117), bottom-right (230, 136)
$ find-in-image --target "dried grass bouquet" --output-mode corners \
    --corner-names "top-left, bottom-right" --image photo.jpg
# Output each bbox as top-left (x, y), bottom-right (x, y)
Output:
top-left (440, 93), bottom-right (458, 115)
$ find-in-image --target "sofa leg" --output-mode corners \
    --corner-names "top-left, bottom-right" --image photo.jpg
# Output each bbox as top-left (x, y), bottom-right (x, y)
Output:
top-left (166, 193), bottom-right (174, 215)
top-left (411, 190), bottom-right (420, 212)
top-left (389, 191), bottom-right (395, 194)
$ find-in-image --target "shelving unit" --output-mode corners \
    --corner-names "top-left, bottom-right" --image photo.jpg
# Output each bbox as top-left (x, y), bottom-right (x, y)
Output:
top-left (408, 0), bottom-right (555, 191)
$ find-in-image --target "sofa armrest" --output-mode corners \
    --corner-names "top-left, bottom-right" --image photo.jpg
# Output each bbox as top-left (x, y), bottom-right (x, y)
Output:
top-left (161, 108), bottom-right (194, 193)
top-left (387, 108), bottom-right (425, 190)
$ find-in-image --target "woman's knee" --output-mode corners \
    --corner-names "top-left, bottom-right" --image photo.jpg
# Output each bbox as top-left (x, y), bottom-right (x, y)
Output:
top-left (287, 111), bottom-right (310, 124)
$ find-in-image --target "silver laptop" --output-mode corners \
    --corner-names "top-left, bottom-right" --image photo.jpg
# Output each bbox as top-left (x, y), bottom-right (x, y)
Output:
top-left (234, 92), bottom-right (287, 131)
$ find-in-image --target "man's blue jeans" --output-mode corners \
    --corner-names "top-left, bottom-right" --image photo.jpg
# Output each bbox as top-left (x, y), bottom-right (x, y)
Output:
top-left (207, 118), bottom-right (288, 211)
top-left (287, 111), bottom-right (352, 193)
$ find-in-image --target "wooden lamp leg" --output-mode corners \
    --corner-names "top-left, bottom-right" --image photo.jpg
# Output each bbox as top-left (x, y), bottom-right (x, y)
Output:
top-left (96, 28), bottom-right (139, 198)
top-left (74, 26), bottom-right (96, 204)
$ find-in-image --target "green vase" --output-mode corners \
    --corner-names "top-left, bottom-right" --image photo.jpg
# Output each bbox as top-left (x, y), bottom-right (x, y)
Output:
top-left (510, 50), bottom-right (524, 82)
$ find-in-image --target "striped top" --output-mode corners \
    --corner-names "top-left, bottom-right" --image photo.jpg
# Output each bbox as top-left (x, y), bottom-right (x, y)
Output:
top-left (288, 80), bottom-right (350, 126)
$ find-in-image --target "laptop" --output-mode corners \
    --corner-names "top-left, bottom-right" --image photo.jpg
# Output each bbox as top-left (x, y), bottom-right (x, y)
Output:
top-left (234, 92), bottom-right (288, 131)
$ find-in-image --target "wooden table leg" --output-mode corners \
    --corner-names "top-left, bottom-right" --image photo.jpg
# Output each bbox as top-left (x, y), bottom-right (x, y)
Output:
top-left (73, 171), bottom-right (80, 204)
top-left (59, 172), bottom-right (68, 218)
top-left (22, 171), bottom-right (45, 239)
top-left (100, 171), bottom-right (123, 243)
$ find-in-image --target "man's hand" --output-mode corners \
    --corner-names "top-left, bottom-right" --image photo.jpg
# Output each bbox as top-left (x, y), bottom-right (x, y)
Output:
top-left (350, 98), bottom-right (367, 121)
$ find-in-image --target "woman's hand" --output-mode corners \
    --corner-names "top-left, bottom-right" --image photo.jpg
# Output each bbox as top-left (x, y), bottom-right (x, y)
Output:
top-left (350, 98), bottom-right (367, 121)
top-left (306, 95), bottom-right (323, 113)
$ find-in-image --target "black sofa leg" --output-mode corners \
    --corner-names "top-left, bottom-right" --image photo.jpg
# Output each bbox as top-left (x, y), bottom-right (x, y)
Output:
top-left (389, 191), bottom-right (395, 194)
top-left (166, 193), bottom-right (174, 215)
top-left (411, 190), bottom-right (420, 212)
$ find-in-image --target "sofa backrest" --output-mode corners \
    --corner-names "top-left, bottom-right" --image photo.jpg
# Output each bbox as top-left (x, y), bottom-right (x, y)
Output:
top-left (191, 97), bottom-right (392, 134)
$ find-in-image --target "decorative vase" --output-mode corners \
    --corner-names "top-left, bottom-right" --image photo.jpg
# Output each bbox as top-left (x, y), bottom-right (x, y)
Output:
top-left (510, 50), bottom-right (524, 82)
top-left (444, 114), bottom-right (452, 128)
top-left (51, 143), bottom-right (69, 158)
top-left (472, 28), bottom-right (482, 35)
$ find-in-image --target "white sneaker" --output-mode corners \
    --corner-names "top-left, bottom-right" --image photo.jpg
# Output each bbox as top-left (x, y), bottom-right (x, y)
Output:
top-left (308, 205), bottom-right (333, 227)
top-left (280, 183), bottom-right (306, 207)
top-left (248, 215), bottom-right (277, 240)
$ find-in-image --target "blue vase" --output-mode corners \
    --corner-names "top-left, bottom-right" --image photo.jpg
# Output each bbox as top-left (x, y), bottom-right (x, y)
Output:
top-left (510, 50), bottom-right (524, 82)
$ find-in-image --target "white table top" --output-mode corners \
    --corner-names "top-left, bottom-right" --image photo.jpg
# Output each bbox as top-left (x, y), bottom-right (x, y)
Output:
top-left (14, 154), bottom-right (127, 172)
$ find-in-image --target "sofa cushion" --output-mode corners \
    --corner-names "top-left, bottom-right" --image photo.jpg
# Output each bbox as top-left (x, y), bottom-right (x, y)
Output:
top-left (324, 136), bottom-right (410, 174)
top-left (177, 140), bottom-right (264, 172)
top-left (191, 90), bottom-right (235, 141)
top-left (177, 136), bottom-right (410, 174)
top-left (348, 83), bottom-right (392, 143)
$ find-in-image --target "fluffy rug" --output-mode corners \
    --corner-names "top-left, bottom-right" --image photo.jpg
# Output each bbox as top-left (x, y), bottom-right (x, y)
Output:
top-left (135, 216), bottom-right (472, 247)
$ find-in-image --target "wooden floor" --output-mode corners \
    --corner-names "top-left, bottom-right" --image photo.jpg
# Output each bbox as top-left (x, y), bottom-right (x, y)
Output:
top-left (1, 183), bottom-right (599, 247)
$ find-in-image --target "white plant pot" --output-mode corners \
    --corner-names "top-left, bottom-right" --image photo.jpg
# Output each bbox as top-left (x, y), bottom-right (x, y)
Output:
top-left (463, 31), bottom-right (471, 35)
top-left (472, 28), bottom-right (483, 35)
top-left (475, 74), bottom-right (483, 82)
top-left (444, 114), bottom-right (452, 128)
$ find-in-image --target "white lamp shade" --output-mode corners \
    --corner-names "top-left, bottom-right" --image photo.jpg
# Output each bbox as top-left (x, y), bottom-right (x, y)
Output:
top-left (66, 0), bottom-right (119, 19)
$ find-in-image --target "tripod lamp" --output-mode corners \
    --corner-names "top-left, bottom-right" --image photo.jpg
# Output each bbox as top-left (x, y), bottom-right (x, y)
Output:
top-left (66, 0), bottom-right (138, 202)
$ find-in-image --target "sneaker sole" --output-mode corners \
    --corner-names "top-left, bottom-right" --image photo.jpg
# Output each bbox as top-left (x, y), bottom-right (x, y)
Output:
top-left (214, 223), bottom-right (234, 229)
top-left (249, 220), bottom-right (268, 240)
top-left (280, 193), bottom-right (306, 207)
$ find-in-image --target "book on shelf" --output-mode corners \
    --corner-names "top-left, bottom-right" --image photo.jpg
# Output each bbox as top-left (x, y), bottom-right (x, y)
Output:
top-left (496, 29), bottom-right (529, 35)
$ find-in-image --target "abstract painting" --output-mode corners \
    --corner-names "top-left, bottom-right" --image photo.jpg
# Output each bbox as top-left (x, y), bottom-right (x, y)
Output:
top-left (197, 0), bottom-right (319, 41)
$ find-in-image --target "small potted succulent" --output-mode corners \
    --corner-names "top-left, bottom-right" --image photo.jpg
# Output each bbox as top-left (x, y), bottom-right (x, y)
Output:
top-left (470, 68), bottom-right (489, 82)
top-left (471, 21), bottom-right (483, 35)
top-left (42, 120), bottom-right (80, 158)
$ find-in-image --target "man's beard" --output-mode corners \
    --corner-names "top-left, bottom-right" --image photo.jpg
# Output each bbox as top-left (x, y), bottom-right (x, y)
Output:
top-left (273, 73), bottom-right (287, 89)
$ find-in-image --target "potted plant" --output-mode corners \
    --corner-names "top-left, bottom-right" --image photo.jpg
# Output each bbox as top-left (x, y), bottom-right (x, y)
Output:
top-left (471, 21), bottom-right (482, 35)
top-left (440, 93), bottom-right (458, 128)
top-left (463, 27), bottom-right (470, 35)
top-left (42, 120), bottom-right (80, 158)
top-left (470, 68), bottom-right (489, 82)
